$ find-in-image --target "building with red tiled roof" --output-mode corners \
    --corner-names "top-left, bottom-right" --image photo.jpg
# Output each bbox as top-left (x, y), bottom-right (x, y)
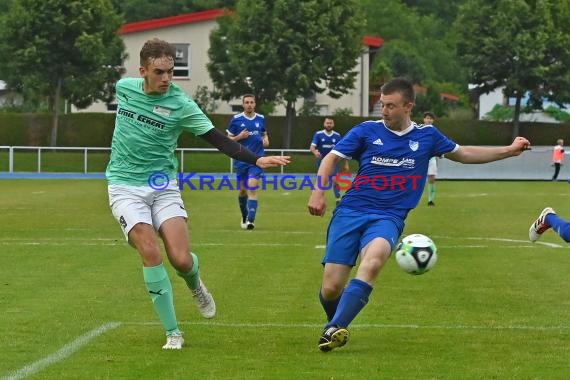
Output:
top-left (79, 9), bottom-right (383, 116)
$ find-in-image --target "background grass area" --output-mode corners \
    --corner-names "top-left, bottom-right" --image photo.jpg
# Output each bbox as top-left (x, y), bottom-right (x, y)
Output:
top-left (1, 180), bottom-right (569, 379)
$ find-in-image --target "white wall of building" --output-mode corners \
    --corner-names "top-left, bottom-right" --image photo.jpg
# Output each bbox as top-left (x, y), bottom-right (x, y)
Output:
top-left (477, 86), bottom-right (564, 123)
top-left (74, 14), bottom-right (374, 117)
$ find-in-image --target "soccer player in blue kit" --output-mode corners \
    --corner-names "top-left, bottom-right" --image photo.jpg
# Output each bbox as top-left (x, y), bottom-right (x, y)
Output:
top-left (310, 117), bottom-right (350, 205)
top-left (308, 77), bottom-right (531, 352)
top-left (227, 94), bottom-right (268, 230)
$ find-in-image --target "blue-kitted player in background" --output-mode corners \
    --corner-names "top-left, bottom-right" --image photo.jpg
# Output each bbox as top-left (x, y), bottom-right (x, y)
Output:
top-left (310, 117), bottom-right (350, 205)
top-left (308, 77), bottom-right (531, 352)
top-left (227, 94), bottom-right (269, 230)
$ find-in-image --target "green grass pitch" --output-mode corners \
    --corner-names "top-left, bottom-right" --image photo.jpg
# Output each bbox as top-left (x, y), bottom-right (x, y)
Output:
top-left (1, 179), bottom-right (569, 379)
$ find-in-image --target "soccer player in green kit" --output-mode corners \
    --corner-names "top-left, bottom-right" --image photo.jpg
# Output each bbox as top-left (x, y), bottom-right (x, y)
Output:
top-left (106, 38), bottom-right (290, 350)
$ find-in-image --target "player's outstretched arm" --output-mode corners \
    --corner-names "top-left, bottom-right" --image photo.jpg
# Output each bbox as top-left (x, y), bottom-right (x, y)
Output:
top-left (255, 156), bottom-right (290, 168)
top-left (200, 128), bottom-right (290, 167)
top-left (446, 136), bottom-right (531, 164)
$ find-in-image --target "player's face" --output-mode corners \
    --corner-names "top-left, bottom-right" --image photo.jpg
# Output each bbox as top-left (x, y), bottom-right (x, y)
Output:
top-left (242, 96), bottom-right (256, 115)
top-left (140, 56), bottom-right (174, 94)
top-left (323, 118), bottom-right (334, 130)
top-left (423, 115), bottom-right (434, 125)
top-left (380, 92), bottom-right (413, 131)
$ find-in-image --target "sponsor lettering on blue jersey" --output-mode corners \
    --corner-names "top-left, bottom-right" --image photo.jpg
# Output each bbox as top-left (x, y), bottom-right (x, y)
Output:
top-left (332, 120), bottom-right (458, 219)
top-left (311, 130), bottom-right (342, 157)
top-left (227, 112), bottom-right (266, 167)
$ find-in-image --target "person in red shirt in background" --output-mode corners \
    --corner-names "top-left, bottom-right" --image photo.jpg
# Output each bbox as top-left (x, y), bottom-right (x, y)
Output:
top-left (551, 138), bottom-right (565, 181)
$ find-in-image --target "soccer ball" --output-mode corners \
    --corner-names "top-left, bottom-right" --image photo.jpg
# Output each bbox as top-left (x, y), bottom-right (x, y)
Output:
top-left (395, 234), bottom-right (437, 275)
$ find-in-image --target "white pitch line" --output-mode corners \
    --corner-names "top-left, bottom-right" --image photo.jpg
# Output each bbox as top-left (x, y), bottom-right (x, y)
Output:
top-left (443, 236), bottom-right (565, 249)
top-left (124, 320), bottom-right (570, 331)
top-left (317, 236), bottom-right (566, 250)
top-left (0, 242), bottom-right (122, 246)
top-left (198, 242), bottom-right (305, 247)
top-left (2, 322), bottom-right (121, 380)
top-left (0, 239), bottom-right (308, 247)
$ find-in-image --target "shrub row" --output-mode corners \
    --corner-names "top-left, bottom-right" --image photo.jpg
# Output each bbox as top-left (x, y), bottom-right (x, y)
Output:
top-left (0, 112), bottom-right (568, 148)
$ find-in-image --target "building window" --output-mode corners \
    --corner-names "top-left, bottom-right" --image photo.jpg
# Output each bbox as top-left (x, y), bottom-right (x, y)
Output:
top-left (231, 104), bottom-right (243, 113)
top-left (172, 43), bottom-right (190, 78)
top-left (318, 104), bottom-right (329, 116)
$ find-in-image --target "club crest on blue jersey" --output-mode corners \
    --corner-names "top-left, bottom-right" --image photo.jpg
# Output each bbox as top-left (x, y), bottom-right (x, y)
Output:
top-left (409, 140), bottom-right (419, 151)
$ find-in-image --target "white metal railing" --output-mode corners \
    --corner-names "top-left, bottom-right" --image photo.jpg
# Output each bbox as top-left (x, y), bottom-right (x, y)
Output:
top-left (0, 146), bottom-right (310, 175)
top-left (0, 145), bottom-right (564, 180)
top-left (2, 146), bottom-right (112, 174)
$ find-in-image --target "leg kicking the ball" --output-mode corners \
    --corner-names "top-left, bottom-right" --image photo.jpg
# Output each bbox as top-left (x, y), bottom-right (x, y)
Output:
top-left (308, 77), bottom-right (531, 352)
top-left (106, 39), bottom-right (289, 350)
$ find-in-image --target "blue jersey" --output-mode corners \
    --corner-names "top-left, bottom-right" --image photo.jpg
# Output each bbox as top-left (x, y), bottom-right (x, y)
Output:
top-left (227, 112), bottom-right (266, 168)
top-left (333, 120), bottom-right (457, 219)
top-left (311, 130), bottom-right (342, 157)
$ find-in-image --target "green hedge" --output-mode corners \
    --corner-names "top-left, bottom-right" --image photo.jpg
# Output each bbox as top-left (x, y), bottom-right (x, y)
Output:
top-left (0, 112), bottom-right (569, 148)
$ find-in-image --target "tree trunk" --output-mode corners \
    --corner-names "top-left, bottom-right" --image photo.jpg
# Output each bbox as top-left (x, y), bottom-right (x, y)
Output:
top-left (511, 93), bottom-right (522, 140)
top-left (50, 78), bottom-right (62, 147)
top-left (284, 100), bottom-right (296, 149)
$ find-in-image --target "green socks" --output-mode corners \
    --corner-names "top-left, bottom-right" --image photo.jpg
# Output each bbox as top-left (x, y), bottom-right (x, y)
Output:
top-left (143, 263), bottom-right (179, 335)
top-left (176, 252), bottom-right (200, 291)
top-left (428, 183), bottom-right (436, 203)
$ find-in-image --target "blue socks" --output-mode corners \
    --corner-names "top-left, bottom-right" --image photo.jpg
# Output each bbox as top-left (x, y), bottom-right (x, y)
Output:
top-left (247, 199), bottom-right (258, 222)
top-left (319, 289), bottom-right (343, 322)
top-left (326, 279), bottom-right (372, 329)
top-left (239, 196), bottom-right (258, 223)
top-left (333, 184), bottom-right (341, 199)
top-left (238, 196), bottom-right (248, 222)
top-left (546, 214), bottom-right (570, 242)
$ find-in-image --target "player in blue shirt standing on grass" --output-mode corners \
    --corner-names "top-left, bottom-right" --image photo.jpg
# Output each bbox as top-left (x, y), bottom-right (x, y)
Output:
top-left (310, 117), bottom-right (350, 206)
top-left (227, 94), bottom-right (269, 230)
top-left (308, 77), bottom-right (531, 352)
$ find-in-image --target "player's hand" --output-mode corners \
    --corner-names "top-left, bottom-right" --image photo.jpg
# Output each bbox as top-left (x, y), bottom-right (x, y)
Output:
top-left (308, 190), bottom-right (327, 216)
top-left (256, 156), bottom-right (291, 168)
top-left (236, 129), bottom-right (250, 141)
top-left (511, 136), bottom-right (531, 156)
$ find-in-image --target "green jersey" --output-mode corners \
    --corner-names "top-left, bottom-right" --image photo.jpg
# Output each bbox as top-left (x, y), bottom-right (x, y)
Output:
top-left (106, 78), bottom-right (214, 185)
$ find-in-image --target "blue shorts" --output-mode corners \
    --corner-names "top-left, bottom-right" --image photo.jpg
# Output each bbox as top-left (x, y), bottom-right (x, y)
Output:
top-left (323, 207), bottom-right (404, 266)
top-left (235, 164), bottom-right (263, 179)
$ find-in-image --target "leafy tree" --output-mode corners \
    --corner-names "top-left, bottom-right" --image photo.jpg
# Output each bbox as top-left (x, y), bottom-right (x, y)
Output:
top-left (544, 105), bottom-right (570, 123)
top-left (362, 0), bottom-right (468, 87)
top-left (373, 40), bottom-right (431, 85)
top-left (413, 83), bottom-right (447, 118)
top-left (332, 107), bottom-right (354, 117)
top-left (456, 0), bottom-right (570, 137)
top-left (207, 0), bottom-right (365, 147)
top-left (483, 104), bottom-right (515, 122)
top-left (402, 0), bottom-right (467, 25)
top-left (0, 0), bottom-right (126, 146)
top-left (193, 85), bottom-right (219, 113)
top-left (298, 97), bottom-right (320, 117)
top-left (0, 0), bottom-right (14, 13)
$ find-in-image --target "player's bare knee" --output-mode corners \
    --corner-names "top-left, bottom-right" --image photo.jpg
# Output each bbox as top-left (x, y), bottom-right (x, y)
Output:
top-left (167, 250), bottom-right (192, 272)
top-left (321, 283), bottom-right (344, 299)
